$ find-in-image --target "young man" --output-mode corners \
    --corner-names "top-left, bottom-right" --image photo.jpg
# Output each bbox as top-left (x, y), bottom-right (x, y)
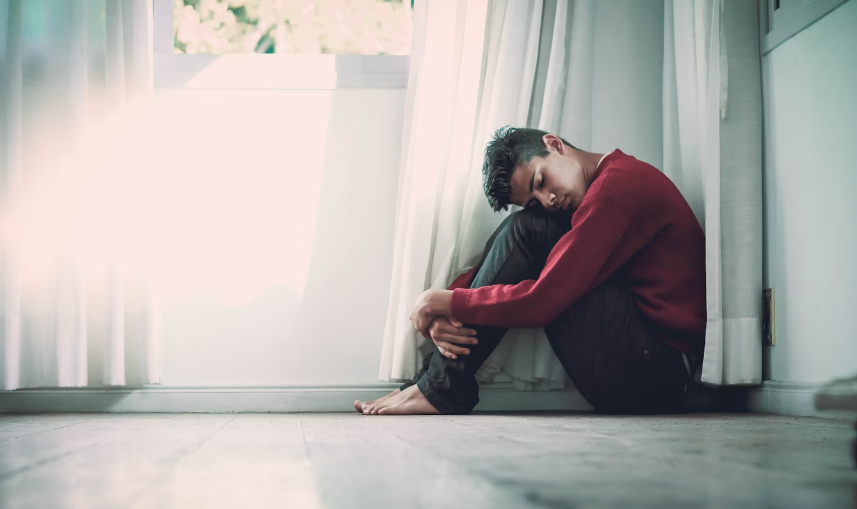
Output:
top-left (356, 126), bottom-right (706, 415)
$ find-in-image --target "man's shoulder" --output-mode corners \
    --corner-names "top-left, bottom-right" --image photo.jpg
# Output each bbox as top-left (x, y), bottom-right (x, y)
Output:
top-left (593, 152), bottom-right (658, 190)
top-left (601, 150), bottom-right (663, 179)
top-left (592, 153), bottom-right (683, 212)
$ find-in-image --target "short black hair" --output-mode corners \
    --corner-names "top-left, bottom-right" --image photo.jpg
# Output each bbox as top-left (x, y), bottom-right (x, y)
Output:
top-left (481, 126), bottom-right (578, 212)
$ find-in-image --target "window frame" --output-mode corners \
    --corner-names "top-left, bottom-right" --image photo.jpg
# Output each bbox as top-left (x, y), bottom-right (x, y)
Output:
top-left (759, 0), bottom-right (849, 55)
top-left (152, 0), bottom-right (410, 90)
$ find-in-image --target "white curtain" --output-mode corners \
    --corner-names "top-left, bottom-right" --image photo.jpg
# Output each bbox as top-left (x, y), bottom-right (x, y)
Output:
top-left (379, 0), bottom-right (596, 390)
top-left (663, 0), bottom-right (763, 385)
top-left (0, 0), bottom-right (161, 390)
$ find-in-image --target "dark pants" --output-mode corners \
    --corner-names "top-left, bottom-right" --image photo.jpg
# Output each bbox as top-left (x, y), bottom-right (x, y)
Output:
top-left (400, 208), bottom-right (690, 415)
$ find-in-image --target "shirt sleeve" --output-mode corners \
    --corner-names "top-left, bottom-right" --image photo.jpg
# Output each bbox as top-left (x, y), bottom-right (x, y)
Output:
top-left (450, 195), bottom-right (650, 328)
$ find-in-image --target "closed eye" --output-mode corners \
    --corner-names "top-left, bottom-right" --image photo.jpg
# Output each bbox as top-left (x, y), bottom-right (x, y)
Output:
top-left (527, 174), bottom-right (543, 209)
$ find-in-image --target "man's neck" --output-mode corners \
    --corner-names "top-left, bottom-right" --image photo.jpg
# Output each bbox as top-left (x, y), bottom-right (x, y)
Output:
top-left (581, 150), bottom-right (608, 187)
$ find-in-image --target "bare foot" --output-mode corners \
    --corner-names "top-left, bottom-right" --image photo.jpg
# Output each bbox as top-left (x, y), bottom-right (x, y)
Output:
top-left (354, 388), bottom-right (400, 413)
top-left (364, 384), bottom-right (440, 416)
top-left (362, 389), bottom-right (404, 415)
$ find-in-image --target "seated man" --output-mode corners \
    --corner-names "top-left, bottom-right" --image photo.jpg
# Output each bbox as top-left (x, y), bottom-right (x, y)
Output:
top-left (356, 126), bottom-right (706, 415)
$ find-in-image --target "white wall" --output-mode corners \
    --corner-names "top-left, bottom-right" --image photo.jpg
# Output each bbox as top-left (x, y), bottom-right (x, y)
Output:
top-left (762, 0), bottom-right (857, 382)
top-left (591, 0), bottom-right (664, 170)
top-left (154, 89), bottom-right (405, 385)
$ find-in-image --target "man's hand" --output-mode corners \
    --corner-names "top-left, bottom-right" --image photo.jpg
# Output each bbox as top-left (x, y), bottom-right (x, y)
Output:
top-left (409, 289), bottom-right (453, 338)
top-left (429, 316), bottom-right (478, 360)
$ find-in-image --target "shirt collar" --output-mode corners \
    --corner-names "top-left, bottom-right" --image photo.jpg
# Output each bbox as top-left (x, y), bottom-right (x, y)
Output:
top-left (597, 149), bottom-right (616, 170)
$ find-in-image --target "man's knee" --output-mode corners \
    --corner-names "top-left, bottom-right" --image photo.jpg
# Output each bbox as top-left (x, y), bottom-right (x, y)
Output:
top-left (503, 208), bottom-right (551, 245)
top-left (505, 209), bottom-right (534, 240)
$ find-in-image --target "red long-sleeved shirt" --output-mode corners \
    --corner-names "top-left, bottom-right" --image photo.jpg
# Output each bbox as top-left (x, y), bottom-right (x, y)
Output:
top-left (448, 149), bottom-right (706, 354)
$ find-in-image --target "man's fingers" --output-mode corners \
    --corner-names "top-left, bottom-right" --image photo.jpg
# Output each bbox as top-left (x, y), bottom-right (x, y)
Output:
top-left (438, 322), bottom-right (477, 338)
top-left (439, 332), bottom-right (477, 345)
top-left (436, 345), bottom-right (451, 359)
top-left (447, 318), bottom-right (475, 336)
top-left (437, 323), bottom-right (478, 343)
top-left (436, 341), bottom-right (470, 356)
top-left (439, 347), bottom-right (456, 359)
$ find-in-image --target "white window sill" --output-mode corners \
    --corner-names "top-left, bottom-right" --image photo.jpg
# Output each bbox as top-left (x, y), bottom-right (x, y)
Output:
top-left (154, 54), bottom-right (409, 90)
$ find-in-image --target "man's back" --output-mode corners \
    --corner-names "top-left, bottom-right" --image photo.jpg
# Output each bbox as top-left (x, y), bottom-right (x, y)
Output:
top-left (587, 150), bottom-right (706, 353)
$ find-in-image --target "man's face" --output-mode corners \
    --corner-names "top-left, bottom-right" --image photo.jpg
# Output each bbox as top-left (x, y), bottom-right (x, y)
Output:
top-left (509, 134), bottom-right (588, 212)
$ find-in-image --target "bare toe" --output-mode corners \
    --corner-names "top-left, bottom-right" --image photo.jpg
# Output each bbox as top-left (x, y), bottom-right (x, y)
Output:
top-left (363, 389), bottom-right (407, 415)
top-left (359, 389), bottom-right (400, 414)
top-left (377, 385), bottom-right (440, 415)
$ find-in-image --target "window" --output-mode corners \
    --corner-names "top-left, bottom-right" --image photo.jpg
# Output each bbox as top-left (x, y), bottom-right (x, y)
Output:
top-left (153, 0), bottom-right (412, 89)
top-left (172, 0), bottom-right (413, 55)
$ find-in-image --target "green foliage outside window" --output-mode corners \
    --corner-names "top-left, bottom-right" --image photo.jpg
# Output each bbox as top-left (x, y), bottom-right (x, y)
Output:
top-left (174, 0), bottom-right (413, 55)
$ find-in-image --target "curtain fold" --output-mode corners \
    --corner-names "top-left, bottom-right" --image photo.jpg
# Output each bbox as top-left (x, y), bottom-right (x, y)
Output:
top-left (663, 0), bottom-right (763, 385)
top-left (0, 0), bottom-right (160, 390)
top-left (379, 0), bottom-right (492, 386)
top-left (379, 0), bottom-right (597, 391)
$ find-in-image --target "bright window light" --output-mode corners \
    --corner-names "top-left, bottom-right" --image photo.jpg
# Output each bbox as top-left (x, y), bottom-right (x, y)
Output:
top-left (173, 0), bottom-right (414, 55)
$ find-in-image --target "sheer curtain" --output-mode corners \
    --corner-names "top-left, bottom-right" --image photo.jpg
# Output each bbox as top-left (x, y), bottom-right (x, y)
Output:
top-left (379, 0), bottom-right (596, 390)
top-left (0, 0), bottom-right (161, 390)
top-left (662, 0), bottom-right (763, 385)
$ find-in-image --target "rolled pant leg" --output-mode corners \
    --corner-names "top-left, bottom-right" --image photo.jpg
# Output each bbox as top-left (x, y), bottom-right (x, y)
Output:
top-left (397, 351), bottom-right (433, 392)
top-left (414, 209), bottom-right (573, 414)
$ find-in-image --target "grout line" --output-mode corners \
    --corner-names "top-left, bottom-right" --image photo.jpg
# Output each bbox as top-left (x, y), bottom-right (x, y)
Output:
top-left (0, 415), bottom-right (179, 483)
top-left (0, 419), bottom-right (93, 445)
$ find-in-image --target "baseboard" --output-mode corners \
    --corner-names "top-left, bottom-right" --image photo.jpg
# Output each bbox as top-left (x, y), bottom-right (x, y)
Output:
top-left (746, 381), bottom-right (855, 419)
top-left (0, 384), bottom-right (594, 414)
top-left (8, 381), bottom-right (856, 418)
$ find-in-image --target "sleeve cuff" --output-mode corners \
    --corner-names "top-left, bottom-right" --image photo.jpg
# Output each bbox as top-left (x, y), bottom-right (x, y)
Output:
top-left (451, 288), bottom-right (473, 322)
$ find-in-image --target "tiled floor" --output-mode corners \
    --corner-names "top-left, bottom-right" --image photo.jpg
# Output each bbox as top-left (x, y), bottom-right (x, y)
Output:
top-left (0, 412), bottom-right (854, 508)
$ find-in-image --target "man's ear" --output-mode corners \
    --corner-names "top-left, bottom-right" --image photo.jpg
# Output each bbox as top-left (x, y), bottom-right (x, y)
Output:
top-left (542, 134), bottom-right (565, 154)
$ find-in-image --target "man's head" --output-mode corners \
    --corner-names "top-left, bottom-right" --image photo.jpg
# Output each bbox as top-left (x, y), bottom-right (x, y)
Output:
top-left (482, 126), bottom-right (591, 213)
